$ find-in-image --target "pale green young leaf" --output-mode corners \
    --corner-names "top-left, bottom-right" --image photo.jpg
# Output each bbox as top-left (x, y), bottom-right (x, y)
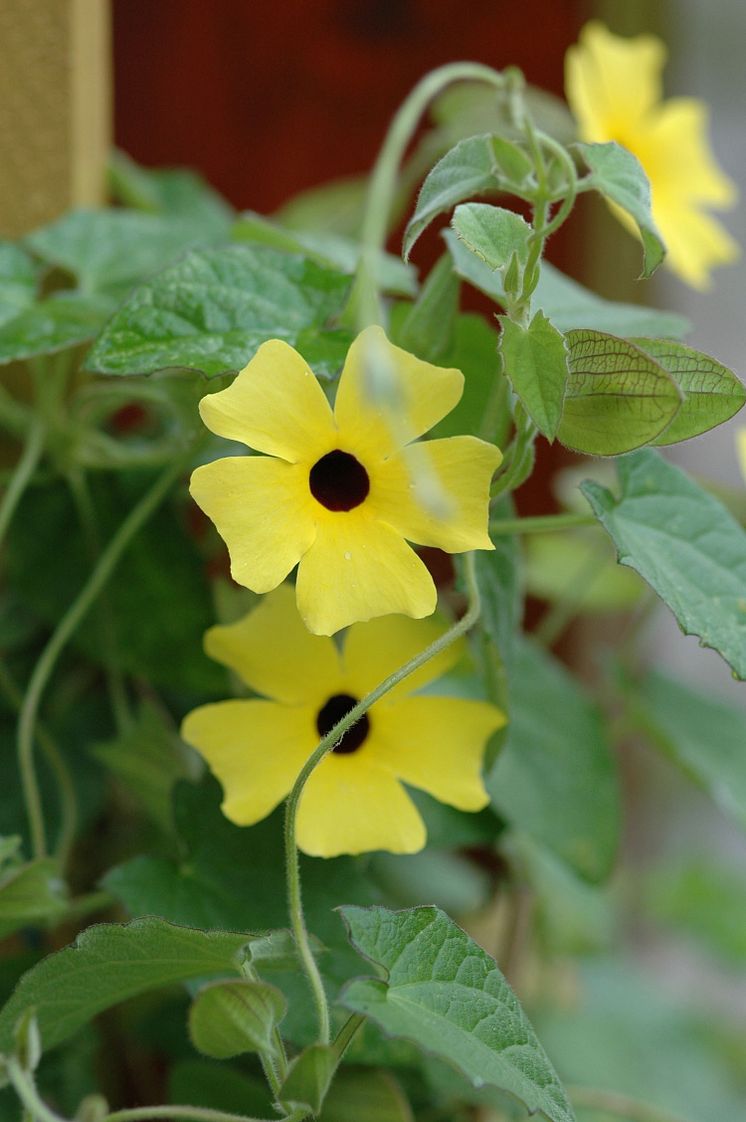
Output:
top-left (394, 253), bottom-right (459, 360)
top-left (233, 210), bottom-right (416, 296)
top-left (444, 231), bottom-right (689, 337)
top-left (583, 450), bottom-right (746, 678)
top-left (188, 979), bottom-right (286, 1060)
top-left (0, 859), bottom-right (68, 940)
top-left (319, 1068), bottom-right (414, 1122)
top-left (577, 140), bottom-right (666, 277)
top-left (405, 134), bottom-right (532, 259)
top-left (488, 637), bottom-right (619, 883)
top-left (0, 292), bottom-right (114, 365)
top-left (85, 245), bottom-right (350, 377)
top-left (339, 905), bottom-right (576, 1122)
top-left (498, 311), bottom-right (568, 438)
top-left (0, 242), bottom-right (39, 326)
top-left (109, 150), bottom-right (234, 238)
top-left (451, 203), bottom-right (532, 272)
top-left (557, 329), bottom-right (683, 455)
top-left (26, 209), bottom-right (213, 297)
top-left (630, 338), bottom-right (746, 445)
top-left (245, 929), bottom-right (325, 973)
top-left (0, 918), bottom-right (250, 1053)
top-left (280, 1043), bottom-right (337, 1115)
top-left (627, 669), bottom-right (746, 828)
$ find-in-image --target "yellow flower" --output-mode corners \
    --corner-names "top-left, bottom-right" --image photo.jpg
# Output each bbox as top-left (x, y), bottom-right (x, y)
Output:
top-left (190, 326), bottom-right (501, 636)
top-left (737, 429), bottom-right (746, 482)
top-left (181, 584), bottom-right (505, 858)
top-left (565, 20), bottom-right (738, 289)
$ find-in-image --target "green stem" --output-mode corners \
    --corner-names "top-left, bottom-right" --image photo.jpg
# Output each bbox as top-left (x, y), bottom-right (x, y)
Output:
top-left (332, 1012), bottom-right (366, 1059)
top-left (66, 468), bottom-right (132, 734)
top-left (489, 511), bottom-right (595, 535)
top-left (0, 417), bottom-right (46, 550)
top-left (17, 452), bottom-right (191, 859)
top-left (6, 1060), bottom-right (68, 1122)
top-left (352, 61), bottom-right (506, 329)
top-left (240, 960), bottom-right (288, 1095)
top-left (0, 381), bottom-right (31, 437)
top-left (0, 661), bottom-right (78, 869)
top-left (284, 553), bottom-right (483, 1044)
top-left (568, 1086), bottom-right (693, 1122)
top-left (107, 1110), bottom-right (305, 1122)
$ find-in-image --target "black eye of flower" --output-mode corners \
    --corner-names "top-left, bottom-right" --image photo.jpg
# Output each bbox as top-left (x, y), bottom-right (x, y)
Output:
top-left (309, 450), bottom-right (370, 511)
top-left (316, 693), bottom-right (370, 754)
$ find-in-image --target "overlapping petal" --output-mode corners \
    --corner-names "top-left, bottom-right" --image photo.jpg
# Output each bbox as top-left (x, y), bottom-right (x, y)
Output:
top-left (334, 325), bottom-right (464, 459)
top-left (295, 509), bottom-right (436, 635)
top-left (205, 584), bottom-right (342, 706)
top-left (190, 455), bottom-right (316, 593)
top-left (297, 755), bottom-right (426, 857)
top-left (342, 614), bottom-right (464, 702)
top-left (181, 699), bottom-right (316, 825)
top-left (370, 436), bottom-right (501, 552)
top-left (371, 696), bottom-right (505, 810)
top-left (199, 339), bottom-right (336, 462)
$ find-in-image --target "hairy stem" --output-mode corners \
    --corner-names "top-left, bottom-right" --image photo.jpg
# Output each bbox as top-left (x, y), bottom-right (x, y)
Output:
top-left (284, 553), bottom-right (483, 1044)
top-left (17, 452), bottom-right (191, 859)
top-left (489, 511), bottom-right (595, 535)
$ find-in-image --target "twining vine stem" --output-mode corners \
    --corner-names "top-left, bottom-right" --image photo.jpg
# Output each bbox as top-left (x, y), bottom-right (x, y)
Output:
top-left (284, 552), bottom-right (483, 1045)
top-left (17, 445), bottom-right (196, 859)
top-left (0, 416), bottom-right (45, 550)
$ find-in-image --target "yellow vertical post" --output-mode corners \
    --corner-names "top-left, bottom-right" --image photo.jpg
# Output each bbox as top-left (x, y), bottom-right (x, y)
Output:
top-left (0, 0), bottom-right (111, 237)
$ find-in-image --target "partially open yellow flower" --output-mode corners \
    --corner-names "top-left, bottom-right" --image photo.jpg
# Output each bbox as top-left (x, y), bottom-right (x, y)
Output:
top-left (566, 21), bottom-right (738, 289)
top-left (190, 326), bottom-right (501, 636)
top-left (181, 585), bottom-right (505, 857)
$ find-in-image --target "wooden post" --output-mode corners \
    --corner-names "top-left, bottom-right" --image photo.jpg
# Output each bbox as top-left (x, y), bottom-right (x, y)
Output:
top-left (0, 0), bottom-right (111, 237)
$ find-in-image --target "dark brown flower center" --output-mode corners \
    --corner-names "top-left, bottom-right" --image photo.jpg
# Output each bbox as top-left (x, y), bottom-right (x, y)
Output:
top-left (309, 450), bottom-right (369, 511)
top-left (316, 693), bottom-right (370, 754)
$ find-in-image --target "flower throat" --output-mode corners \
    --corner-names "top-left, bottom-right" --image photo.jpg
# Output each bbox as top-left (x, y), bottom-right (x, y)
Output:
top-left (316, 693), bottom-right (370, 754)
top-left (309, 450), bottom-right (369, 511)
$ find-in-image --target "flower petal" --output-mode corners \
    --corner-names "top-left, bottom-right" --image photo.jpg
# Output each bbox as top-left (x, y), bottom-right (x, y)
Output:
top-left (342, 615), bottom-right (464, 701)
top-left (199, 339), bottom-right (336, 462)
top-left (181, 699), bottom-right (316, 826)
top-left (566, 21), bottom-right (666, 140)
top-left (371, 695), bottom-right (506, 810)
top-left (333, 325), bottom-right (463, 458)
top-left (737, 429), bottom-right (746, 485)
top-left (644, 99), bottom-right (737, 207)
top-left (205, 584), bottom-right (342, 706)
top-left (296, 755), bottom-right (425, 856)
top-left (190, 455), bottom-right (316, 593)
top-left (371, 436), bottom-right (501, 552)
top-left (295, 510), bottom-right (436, 635)
top-left (653, 199), bottom-right (739, 290)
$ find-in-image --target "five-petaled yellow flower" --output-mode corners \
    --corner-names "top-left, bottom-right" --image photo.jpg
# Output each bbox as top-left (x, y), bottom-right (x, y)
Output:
top-left (181, 585), bottom-right (505, 858)
top-left (566, 21), bottom-right (738, 289)
top-left (190, 326), bottom-right (501, 636)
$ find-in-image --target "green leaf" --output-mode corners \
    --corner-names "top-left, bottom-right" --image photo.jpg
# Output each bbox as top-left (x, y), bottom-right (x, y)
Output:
top-left (444, 230), bottom-right (689, 337)
top-left (577, 140), bottom-right (665, 277)
top-left (498, 311), bottom-right (568, 439)
top-left (370, 849), bottom-right (492, 915)
top-left (557, 329), bottom-right (683, 455)
top-left (394, 253), bottom-right (459, 361)
top-left (582, 450), bottom-right (746, 678)
top-left (630, 338), bottom-right (746, 445)
top-left (0, 859), bottom-right (68, 940)
top-left (339, 905), bottom-right (576, 1122)
top-left (90, 701), bottom-right (194, 832)
top-left (646, 860), bottom-right (746, 964)
top-left (26, 209), bottom-right (215, 298)
top-left (628, 669), bottom-right (746, 828)
top-left (488, 637), bottom-right (619, 882)
top-left (405, 135), bottom-right (527, 259)
top-left (319, 1068), bottom-right (414, 1122)
top-left (280, 1043), bottom-right (337, 1114)
top-left (86, 244), bottom-right (350, 377)
top-left (429, 313), bottom-right (505, 442)
top-left (245, 929), bottom-right (324, 974)
top-left (109, 151), bottom-right (234, 238)
top-left (0, 292), bottom-right (114, 365)
top-left (0, 242), bottom-right (39, 327)
top-left (232, 211), bottom-right (416, 296)
top-left (0, 918), bottom-right (250, 1053)
top-left (188, 979), bottom-right (286, 1060)
top-left (168, 1060), bottom-right (274, 1118)
top-left (451, 203), bottom-right (532, 273)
